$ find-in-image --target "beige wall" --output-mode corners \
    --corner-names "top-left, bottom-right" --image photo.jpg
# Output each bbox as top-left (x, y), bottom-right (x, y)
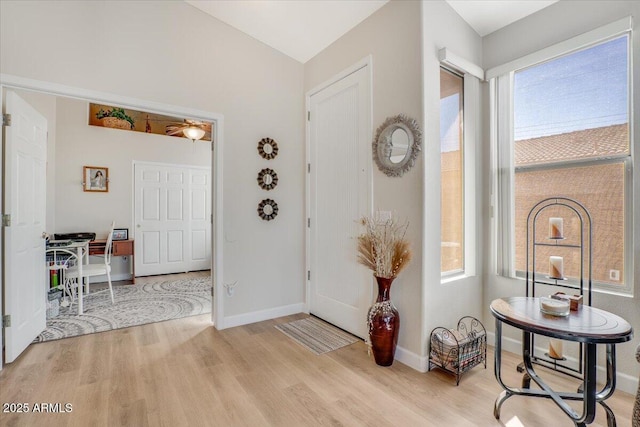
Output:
top-left (13, 93), bottom-right (211, 281)
top-left (1, 0), bottom-right (306, 318)
top-left (4, 0), bottom-right (635, 389)
top-left (53, 96), bottom-right (211, 235)
top-left (305, 0), bottom-right (483, 358)
top-left (482, 0), bottom-right (640, 385)
top-left (420, 0), bottom-right (484, 362)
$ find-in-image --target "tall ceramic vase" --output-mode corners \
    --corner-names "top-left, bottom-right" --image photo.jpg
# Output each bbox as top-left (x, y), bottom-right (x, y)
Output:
top-left (368, 276), bottom-right (400, 366)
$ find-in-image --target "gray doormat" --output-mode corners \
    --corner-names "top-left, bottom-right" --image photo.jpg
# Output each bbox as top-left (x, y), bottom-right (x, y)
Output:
top-left (34, 276), bottom-right (211, 343)
top-left (275, 316), bottom-right (360, 355)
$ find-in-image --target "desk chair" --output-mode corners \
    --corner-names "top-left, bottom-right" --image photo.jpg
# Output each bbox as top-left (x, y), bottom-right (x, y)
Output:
top-left (65, 221), bottom-right (115, 305)
top-left (45, 248), bottom-right (79, 305)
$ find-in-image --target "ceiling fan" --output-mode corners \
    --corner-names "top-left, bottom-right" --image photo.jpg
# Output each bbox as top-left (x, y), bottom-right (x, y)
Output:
top-left (165, 119), bottom-right (212, 142)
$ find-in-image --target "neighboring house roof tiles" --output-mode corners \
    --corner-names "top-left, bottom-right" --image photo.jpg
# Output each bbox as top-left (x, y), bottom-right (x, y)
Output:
top-left (515, 124), bottom-right (629, 166)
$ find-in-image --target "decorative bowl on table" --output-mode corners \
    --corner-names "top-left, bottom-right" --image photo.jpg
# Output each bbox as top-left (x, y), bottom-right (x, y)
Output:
top-left (539, 297), bottom-right (570, 317)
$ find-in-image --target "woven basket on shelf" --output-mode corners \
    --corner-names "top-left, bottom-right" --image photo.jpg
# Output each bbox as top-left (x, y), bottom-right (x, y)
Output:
top-left (101, 117), bottom-right (132, 130)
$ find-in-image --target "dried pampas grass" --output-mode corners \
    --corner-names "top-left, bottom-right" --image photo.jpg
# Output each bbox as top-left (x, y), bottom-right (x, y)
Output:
top-left (357, 213), bottom-right (412, 278)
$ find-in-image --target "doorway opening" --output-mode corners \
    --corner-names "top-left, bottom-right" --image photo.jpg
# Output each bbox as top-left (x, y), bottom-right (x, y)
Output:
top-left (1, 78), bottom-right (223, 363)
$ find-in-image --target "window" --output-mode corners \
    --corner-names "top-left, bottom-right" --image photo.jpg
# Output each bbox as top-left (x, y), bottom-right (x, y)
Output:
top-left (440, 68), bottom-right (464, 275)
top-left (492, 27), bottom-right (632, 292)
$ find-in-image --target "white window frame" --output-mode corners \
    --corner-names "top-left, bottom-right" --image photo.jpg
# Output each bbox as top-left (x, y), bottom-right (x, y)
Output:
top-left (489, 17), bottom-right (634, 295)
top-left (439, 49), bottom-right (480, 282)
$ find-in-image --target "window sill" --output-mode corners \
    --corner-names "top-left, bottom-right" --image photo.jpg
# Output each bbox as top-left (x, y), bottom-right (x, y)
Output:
top-left (441, 272), bottom-right (475, 285)
top-left (509, 273), bottom-right (633, 298)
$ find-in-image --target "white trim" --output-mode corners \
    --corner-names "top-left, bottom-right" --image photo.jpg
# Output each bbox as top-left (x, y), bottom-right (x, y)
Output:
top-left (212, 119), bottom-right (224, 328)
top-left (131, 160), bottom-right (211, 170)
top-left (0, 74), bottom-right (221, 123)
top-left (438, 48), bottom-right (484, 81)
top-left (439, 67), bottom-right (480, 280)
top-left (617, 370), bottom-right (639, 398)
top-left (486, 16), bottom-right (632, 80)
top-left (306, 55), bottom-right (372, 97)
top-left (462, 74), bottom-right (479, 278)
top-left (0, 74), bottom-right (225, 333)
top-left (490, 31), bottom-right (634, 294)
top-left (0, 84), bottom-right (4, 372)
top-left (625, 26), bottom-right (635, 296)
top-left (486, 332), bottom-right (638, 395)
top-left (222, 303), bottom-right (306, 329)
top-left (305, 89), bottom-right (311, 313)
top-left (394, 345), bottom-right (429, 372)
top-left (88, 273), bottom-right (132, 283)
top-left (493, 74), bottom-right (516, 278)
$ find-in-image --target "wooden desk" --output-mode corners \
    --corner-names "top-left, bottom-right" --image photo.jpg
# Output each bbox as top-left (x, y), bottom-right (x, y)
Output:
top-left (491, 297), bottom-right (632, 427)
top-left (89, 239), bottom-right (135, 284)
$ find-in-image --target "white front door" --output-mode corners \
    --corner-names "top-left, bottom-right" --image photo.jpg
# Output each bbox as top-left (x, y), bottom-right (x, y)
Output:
top-left (4, 91), bottom-right (48, 363)
top-left (134, 163), bottom-right (211, 276)
top-left (308, 64), bottom-right (372, 338)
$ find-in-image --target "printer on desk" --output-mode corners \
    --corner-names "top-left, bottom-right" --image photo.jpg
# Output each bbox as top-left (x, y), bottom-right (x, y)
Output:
top-left (53, 232), bottom-right (96, 242)
top-left (47, 232), bottom-right (96, 248)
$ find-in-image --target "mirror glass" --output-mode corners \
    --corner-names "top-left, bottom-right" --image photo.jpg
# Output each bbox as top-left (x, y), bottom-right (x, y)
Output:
top-left (263, 174), bottom-right (273, 185)
top-left (263, 204), bottom-right (273, 215)
top-left (389, 128), bottom-right (409, 164)
top-left (263, 143), bottom-right (273, 154)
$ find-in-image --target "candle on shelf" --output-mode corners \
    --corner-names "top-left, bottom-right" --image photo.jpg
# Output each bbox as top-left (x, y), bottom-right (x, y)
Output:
top-left (549, 338), bottom-right (564, 359)
top-left (549, 217), bottom-right (564, 239)
top-left (549, 256), bottom-right (564, 279)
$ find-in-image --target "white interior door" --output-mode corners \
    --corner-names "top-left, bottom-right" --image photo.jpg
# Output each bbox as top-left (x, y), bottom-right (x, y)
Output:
top-left (308, 65), bottom-right (372, 338)
top-left (189, 168), bottom-right (211, 271)
top-left (3, 91), bottom-right (47, 363)
top-left (134, 163), bottom-right (211, 276)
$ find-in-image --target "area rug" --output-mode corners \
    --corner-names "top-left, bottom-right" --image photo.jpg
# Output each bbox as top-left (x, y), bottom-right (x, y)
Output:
top-left (275, 316), bottom-right (359, 355)
top-left (34, 276), bottom-right (211, 343)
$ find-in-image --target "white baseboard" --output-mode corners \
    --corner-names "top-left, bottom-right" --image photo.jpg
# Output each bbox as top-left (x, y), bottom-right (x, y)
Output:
top-left (486, 331), bottom-right (521, 354)
top-left (486, 332), bottom-right (638, 395)
top-left (89, 273), bottom-right (132, 283)
top-left (394, 345), bottom-right (429, 372)
top-left (617, 371), bottom-right (638, 396)
top-left (222, 303), bottom-right (306, 329)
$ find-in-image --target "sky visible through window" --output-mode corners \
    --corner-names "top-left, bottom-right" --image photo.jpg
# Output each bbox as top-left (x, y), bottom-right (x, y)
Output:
top-left (511, 35), bottom-right (630, 286)
top-left (514, 36), bottom-right (628, 140)
top-left (440, 94), bottom-right (460, 152)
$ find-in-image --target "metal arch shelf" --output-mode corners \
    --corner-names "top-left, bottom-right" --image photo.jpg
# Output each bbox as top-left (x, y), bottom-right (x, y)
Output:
top-left (522, 196), bottom-right (593, 378)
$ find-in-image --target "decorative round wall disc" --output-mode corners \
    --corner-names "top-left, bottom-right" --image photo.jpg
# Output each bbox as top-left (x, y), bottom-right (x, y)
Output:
top-left (257, 168), bottom-right (278, 190)
top-left (258, 199), bottom-right (279, 221)
top-left (258, 137), bottom-right (279, 160)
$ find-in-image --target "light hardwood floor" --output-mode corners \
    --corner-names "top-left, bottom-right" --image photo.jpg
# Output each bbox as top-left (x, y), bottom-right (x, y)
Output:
top-left (0, 312), bottom-right (634, 427)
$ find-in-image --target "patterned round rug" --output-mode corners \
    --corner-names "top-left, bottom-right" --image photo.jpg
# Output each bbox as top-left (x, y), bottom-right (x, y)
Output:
top-left (34, 276), bottom-right (212, 343)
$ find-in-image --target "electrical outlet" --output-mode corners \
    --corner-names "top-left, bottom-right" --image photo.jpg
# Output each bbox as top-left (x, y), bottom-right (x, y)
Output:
top-left (609, 269), bottom-right (620, 281)
top-left (378, 211), bottom-right (392, 221)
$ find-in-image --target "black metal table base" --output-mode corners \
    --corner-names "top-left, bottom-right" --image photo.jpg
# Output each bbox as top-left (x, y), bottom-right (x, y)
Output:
top-left (493, 319), bottom-right (618, 427)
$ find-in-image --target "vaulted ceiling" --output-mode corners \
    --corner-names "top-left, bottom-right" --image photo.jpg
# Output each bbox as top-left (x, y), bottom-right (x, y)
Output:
top-left (185, 0), bottom-right (558, 63)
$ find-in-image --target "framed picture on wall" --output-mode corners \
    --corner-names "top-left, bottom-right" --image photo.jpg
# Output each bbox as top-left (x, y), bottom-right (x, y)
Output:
top-left (83, 166), bottom-right (109, 192)
top-left (112, 228), bottom-right (128, 241)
